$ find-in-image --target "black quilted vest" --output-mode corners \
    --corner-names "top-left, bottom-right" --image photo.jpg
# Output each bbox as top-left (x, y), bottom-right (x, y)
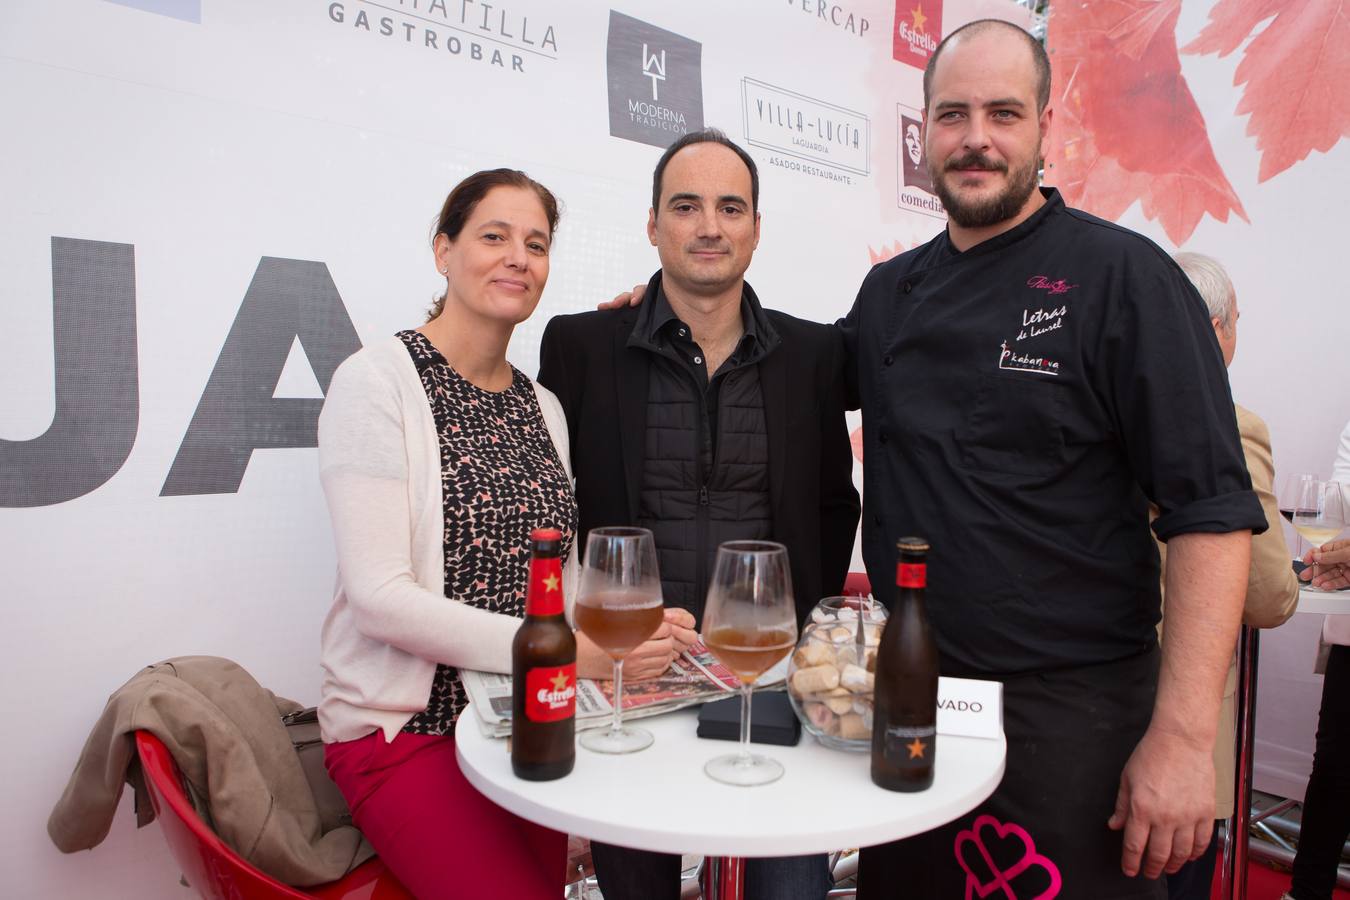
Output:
top-left (634, 305), bottom-right (776, 625)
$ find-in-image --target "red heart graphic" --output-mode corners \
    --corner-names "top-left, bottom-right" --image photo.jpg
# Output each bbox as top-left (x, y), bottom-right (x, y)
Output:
top-left (954, 814), bottom-right (1063, 900)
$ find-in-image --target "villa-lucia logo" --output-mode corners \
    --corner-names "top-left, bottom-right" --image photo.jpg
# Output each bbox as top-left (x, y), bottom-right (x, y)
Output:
top-left (742, 78), bottom-right (870, 184)
top-left (893, 0), bottom-right (941, 70)
top-left (606, 11), bottom-right (704, 148)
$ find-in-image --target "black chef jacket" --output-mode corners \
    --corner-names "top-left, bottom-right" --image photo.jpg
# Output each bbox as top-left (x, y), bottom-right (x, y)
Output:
top-left (841, 188), bottom-right (1267, 677)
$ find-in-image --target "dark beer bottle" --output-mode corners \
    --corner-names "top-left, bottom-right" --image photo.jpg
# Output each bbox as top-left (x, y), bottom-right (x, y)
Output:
top-left (511, 527), bottom-right (576, 781)
top-left (870, 537), bottom-right (938, 792)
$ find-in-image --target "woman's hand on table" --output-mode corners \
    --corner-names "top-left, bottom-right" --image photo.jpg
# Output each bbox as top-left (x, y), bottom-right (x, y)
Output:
top-left (575, 625), bottom-right (679, 681)
top-left (664, 607), bottom-right (698, 656)
top-left (1301, 538), bottom-right (1350, 590)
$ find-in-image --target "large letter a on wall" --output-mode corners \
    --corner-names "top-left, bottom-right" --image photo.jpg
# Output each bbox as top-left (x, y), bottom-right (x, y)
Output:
top-left (160, 257), bottom-right (361, 496)
top-left (0, 238), bottom-right (139, 508)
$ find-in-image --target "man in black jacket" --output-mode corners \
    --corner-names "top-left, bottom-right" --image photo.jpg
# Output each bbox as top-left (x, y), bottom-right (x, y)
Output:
top-left (538, 128), bottom-right (859, 900)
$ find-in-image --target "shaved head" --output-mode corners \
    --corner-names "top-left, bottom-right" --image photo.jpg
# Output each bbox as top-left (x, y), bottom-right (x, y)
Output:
top-left (923, 19), bottom-right (1051, 114)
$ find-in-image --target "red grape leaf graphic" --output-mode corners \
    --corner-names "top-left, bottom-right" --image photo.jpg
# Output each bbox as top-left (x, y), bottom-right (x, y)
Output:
top-left (1184, 0), bottom-right (1350, 182)
top-left (1046, 0), bottom-right (1247, 245)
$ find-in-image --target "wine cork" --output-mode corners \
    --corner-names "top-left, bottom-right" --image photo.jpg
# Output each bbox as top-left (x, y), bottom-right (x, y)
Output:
top-left (839, 713), bottom-right (869, 740)
top-left (840, 664), bottom-right (873, 693)
top-left (791, 664), bottom-right (840, 694)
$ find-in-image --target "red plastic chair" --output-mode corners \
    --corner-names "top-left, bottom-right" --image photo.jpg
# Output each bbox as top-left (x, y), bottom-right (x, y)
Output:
top-left (842, 571), bottom-right (872, 598)
top-left (134, 730), bottom-right (412, 900)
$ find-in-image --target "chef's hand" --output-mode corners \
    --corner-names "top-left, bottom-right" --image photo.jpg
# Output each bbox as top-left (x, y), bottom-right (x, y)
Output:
top-left (1109, 725), bottom-right (1215, 879)
top-left (596, 282), bottom-right (648, 310)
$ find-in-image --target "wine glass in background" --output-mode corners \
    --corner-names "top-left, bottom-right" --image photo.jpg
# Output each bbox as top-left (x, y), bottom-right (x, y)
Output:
top-left (1293, 481), bottom-right (1347, 592)
top-left (701, 541), bottom-right (798, 786)
top-left (574, 527), bottom-right (665, 753)
top-left (1279, 472), bottom-right (1317, 557)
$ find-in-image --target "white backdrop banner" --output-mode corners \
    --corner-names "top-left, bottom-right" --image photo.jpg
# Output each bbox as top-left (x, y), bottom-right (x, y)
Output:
top-left (1, 1), bottom-right (1027, 895)
top-left (3, 1), bottom-right (1344, 896)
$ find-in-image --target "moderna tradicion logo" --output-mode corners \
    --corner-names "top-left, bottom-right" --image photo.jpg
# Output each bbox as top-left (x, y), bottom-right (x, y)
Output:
top-left (893, 0), bottom-right (941, 70)
top-left (606, 11), bottom-right (704, 148)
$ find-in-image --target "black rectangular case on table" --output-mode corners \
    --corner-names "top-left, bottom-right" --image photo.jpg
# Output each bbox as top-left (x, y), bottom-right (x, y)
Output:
top-left (696, 690), bottom-right (800, 746)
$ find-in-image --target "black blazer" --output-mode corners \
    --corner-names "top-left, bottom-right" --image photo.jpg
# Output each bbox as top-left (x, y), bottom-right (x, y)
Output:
top-left (538, 295), bottom-right (860, 627)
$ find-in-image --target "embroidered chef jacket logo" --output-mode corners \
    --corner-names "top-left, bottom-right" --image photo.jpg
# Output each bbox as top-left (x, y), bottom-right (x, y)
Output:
top-left (1026, 275), bottom-right (1077, 295)
top-left (1016, 304), bottom-right (1067, 342)
top-left (998, 341), bottom-right (1060, 376)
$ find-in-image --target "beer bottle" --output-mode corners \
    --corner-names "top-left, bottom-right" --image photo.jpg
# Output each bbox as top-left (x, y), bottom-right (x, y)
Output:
top-left (870, 537), bottom-right (938, 792)
top-left (511, 527), bottom-right (576, 781)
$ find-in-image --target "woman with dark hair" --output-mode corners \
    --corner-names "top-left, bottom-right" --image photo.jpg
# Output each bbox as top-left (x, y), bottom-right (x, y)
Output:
top-left (314, 169), bottom-right (679, 898)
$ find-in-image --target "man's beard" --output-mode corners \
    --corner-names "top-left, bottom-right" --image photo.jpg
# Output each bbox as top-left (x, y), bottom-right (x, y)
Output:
top-left (929, 149), bottom-right (1039, 229)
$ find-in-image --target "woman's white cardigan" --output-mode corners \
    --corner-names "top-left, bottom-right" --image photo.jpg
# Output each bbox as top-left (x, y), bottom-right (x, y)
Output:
top-left (316, 336), bottom-right (577, 743)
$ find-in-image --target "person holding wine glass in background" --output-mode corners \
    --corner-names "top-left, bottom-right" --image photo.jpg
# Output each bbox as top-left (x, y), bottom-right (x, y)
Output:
top-left (312, 169), bottom-right (673, 900)
top-left (538, 129), bottom-right (860, 900)
top-left (1284, 419), bottom-right (1350, 900)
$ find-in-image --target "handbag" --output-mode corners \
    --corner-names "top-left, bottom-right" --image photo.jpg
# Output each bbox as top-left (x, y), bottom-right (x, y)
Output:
top-left (281, 707), bottom-right (353, 830)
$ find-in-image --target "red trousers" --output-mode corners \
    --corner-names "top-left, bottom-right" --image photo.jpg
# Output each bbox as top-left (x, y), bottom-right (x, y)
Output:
top-left (325, 730), bottom-right (565, 899)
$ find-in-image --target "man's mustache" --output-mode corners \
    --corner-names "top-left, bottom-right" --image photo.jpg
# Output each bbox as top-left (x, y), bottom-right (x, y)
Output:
top-left (943, 153), bottom-right (1008, 173)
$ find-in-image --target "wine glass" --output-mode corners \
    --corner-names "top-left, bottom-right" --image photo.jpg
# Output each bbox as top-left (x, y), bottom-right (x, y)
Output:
top-left (1279, 472), bottom-right (1317, 556)
top-left (1293, 480), bottom-right (1347, 592)
top-left (574, 527), bottom-right (665, 753)
top-left (701, 541), bottom-right (798, 786)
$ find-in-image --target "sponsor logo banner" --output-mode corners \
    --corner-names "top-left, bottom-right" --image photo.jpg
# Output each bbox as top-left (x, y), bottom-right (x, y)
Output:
top-left (892, 0), bottom-right (940, 70)
top-left (742, 78), bottom-right (869, 177)
top-left (324, 0), bottom-right (558, 75)
top-left (896, 102), bottom-right (945, 220)
top-left (606, 10), bottom-right (703, 148)
top-left (104, 0), bottom-right (201, 22)
top-left (781, 0), bottom-right (872, 39)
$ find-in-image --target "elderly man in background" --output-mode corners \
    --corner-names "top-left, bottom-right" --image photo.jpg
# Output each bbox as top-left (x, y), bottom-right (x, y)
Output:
top-left (1159, 252), bottom-right (1300, 900)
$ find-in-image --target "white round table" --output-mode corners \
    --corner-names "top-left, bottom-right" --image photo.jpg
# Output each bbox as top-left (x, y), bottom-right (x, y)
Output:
top-left (456, 706), bottom-right (1005, 898)
top-left (1295, 586), bottom-right (1350, 616)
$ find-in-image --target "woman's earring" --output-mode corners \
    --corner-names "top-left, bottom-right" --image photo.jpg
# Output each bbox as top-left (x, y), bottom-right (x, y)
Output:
top-left (440, 267), bottom-right (448, 275)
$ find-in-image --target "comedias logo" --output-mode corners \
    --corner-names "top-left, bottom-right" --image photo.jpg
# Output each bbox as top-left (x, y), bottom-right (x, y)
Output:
top-left (896, 102), bottom-right (945, 220)
top-left (893, 0), bottom-right (941, 70)
top-left (742, 78), bottom-right (870, 178)
top-left (324, 0), bottom-right (559, 75)
top-left (606, 10), bottom-right (704, 148)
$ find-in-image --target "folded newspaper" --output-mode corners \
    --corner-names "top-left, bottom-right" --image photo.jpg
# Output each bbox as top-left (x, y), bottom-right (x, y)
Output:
top-left (461, 640), bottom-right (785, 738)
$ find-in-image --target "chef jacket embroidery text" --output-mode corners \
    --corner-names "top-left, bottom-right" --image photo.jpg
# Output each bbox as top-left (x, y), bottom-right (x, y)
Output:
top-left (998, 340), bottom-right (1060, 376)
top-left (1017, 304), bottom-right (1067, 342)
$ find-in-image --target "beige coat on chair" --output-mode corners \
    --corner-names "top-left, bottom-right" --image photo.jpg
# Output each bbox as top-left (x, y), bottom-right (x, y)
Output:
top-left (48, 656), bottom-right (374, 887)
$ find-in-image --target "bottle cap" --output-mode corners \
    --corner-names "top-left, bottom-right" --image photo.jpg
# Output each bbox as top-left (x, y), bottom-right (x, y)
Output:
top-left (896, 536), bottom-right (929, 553)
